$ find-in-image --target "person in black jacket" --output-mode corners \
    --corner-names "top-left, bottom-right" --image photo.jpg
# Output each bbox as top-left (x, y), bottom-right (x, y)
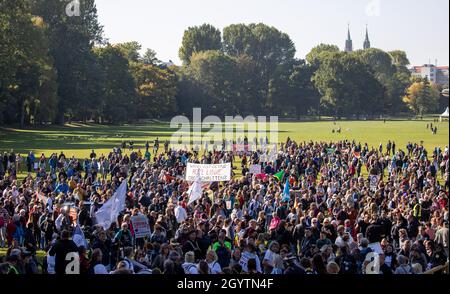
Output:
top-left (406, 214), bottom-right (419, 239)
top-left (292, 219), bottom-right (306, 253)
top-left (182, 230), bottom-right (202, 261)
top-left (91, 230), bottom-right (112, 268)
top-left (24, 223), bottom-right (37, 255)
top-left (378, 253), bottom-right (393, 274)
top-left (48, 230), bottom-right (79, 274)
top-left (275, 220), bottom-right (292, 248)
top-left (336, 245), bottom-right (357, 274)
top-left (378, 211), bottom-right (392, 241)
top-left (300, 228), bottom-right (316, 258)
top-left (77, 202), bottom-right (92, 228)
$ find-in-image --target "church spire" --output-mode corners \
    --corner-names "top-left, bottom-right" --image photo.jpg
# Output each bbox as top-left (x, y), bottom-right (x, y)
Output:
top-left (364, 24), bottom-right (371, 49)
top-left (345, 24), bottom-right (353, 52)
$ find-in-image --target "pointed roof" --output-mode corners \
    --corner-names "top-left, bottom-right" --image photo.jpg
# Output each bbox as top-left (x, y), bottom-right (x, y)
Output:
top-left (364, 25), bottom-right (371, 49)
top-left (345, 24), bottom-right (353, 52)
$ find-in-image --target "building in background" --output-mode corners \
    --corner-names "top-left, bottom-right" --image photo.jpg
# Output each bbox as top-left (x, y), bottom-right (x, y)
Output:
top-left (344, 25), bottom-right (371, 52)
top-left (363, 25), bottom-right (371, 50)
top-left (410, 64), bottom-right (449, 86)
top-left (345, 25), bottom-right (353, 52)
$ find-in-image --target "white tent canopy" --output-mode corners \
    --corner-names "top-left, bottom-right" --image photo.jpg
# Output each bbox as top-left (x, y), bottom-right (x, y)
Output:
top-left (439, 107), bottom-right (449, 121)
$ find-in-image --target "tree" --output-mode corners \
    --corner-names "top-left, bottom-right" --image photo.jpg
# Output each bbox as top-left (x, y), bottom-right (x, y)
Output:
top-left (30, 0), bottom-right (103, 124)
top-left (389, 50), bottom-right (410, 67)
top-left (306, 44), bottom-right (340, 65)
top-left (131, 62), bottom-right (178, 119)
top-left (0, 0), bottom-right (58, 127)
top-left (179, 24), bottom-right (222, 65)
top-left (222, 23), bottom-right (296, 113)
top-left (355, 48), bottom-right (395, 81)
top-left (114, 41), bottom-right (142, 62)
top-left (93, 45), bottom-right (136, 124)
top-left (312, 52), bottom-right (384, 118)
top-left (223, 23), bottom-right (295, 73)
top-left (354, 48), bottom-right (411, 114)
top-left (184, 50), bottom-right (238, 115)
top-left (142, 48), bottom-right (160, 65)
top-left (287, 61), bottom-right (321, 117)
top-left (403, 79), bottom-right (440, 115)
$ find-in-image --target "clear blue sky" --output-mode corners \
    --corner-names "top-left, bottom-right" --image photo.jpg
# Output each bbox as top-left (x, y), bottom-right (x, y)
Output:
top-left (95, 0), bottom-right (449, 66)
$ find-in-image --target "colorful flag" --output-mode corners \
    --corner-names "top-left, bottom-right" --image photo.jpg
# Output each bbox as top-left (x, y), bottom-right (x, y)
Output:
top-left (255, 173), bottom-right (268, 181)
top-left (274, 170), bottom-right (285, 181)
top-left (282, 179), bottom-right (291, 202)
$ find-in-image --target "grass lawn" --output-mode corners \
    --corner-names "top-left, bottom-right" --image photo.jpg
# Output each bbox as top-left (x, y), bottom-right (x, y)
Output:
top-left (0, 118), bottom-right (448, 179)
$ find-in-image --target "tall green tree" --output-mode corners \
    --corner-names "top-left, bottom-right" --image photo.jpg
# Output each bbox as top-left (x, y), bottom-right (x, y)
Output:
top-left (389, 50), bottom-right (410, 67)
top-left (142, 48), bottom-right (160, 65)
top-left (30, 0), bottom-right (103, 124)
top-left (355, 48), bottom-right (411, 114)
top-left (115, 41), bottom-right (142, 62)
top-left (0, 0), bottom-right (58, 127)
top-left (312, 52), bottom-right (384, 117)
top-left (306, 44), bottom-right (340, 65)
top-left (223, 23), bottom-right (296, 113)
top-left (131, 62), bottom-right (178, 119)
top-left (93, 45), bottom-right (136, 124)
top-left (179, 24), bottom-right (222, 65)
top-left (287, 61), bottom-right (321, 117)
top-left (185, 50), bottom-right (238, 115)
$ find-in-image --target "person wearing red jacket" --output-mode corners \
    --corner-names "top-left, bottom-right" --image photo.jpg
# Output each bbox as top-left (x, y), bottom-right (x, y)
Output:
top-left (6, 218), bottom-right (17, 246)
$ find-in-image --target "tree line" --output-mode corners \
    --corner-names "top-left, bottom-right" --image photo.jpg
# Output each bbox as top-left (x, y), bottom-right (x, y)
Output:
top-left (0, 0), bottom-right (444, 127)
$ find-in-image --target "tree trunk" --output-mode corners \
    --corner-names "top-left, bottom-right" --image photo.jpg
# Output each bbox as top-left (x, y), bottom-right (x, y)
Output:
top-left (20, 99), bottom-right (25, 129)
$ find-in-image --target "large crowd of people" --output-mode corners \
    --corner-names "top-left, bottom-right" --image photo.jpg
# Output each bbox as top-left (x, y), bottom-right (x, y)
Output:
top-left (0, 137), bottom-right (448, 275)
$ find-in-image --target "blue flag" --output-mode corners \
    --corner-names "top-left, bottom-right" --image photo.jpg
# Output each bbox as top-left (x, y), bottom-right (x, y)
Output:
top-left (73, 225), bottom-right (88, 249)
top-left (282, 179), bottom-right (290, 202)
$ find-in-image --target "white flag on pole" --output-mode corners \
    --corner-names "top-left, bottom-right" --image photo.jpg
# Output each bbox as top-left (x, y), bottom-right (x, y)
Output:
top-left (95, 180), bottom-right (127, 230)
top-left (187, 175), bottom-right (203, 206)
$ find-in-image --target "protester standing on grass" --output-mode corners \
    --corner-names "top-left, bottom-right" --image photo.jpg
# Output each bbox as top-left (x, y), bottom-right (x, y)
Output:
top-left (0, 138), bottom-right (448, 275)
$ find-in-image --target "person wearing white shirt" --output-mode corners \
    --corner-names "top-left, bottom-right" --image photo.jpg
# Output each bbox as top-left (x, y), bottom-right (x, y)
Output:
top-left (262, 241), bottom-right (280, 274)
top-left (206, 250), bottom-right (222, 274)
top-left (174, 203), bottom-right (187, 224)
top-left (182, 251), bottom-right (198, 274)
top-left (54, 209), bottom-right (67, 232)
top-left (240, 244), bottom-right (262, 273)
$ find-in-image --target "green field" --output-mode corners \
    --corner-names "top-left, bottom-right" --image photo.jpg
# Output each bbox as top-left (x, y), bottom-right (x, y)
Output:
top-left (1, 119), bottom-right (448, 160)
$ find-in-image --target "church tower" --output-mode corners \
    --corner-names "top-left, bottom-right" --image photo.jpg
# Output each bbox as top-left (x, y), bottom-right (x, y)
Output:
top-left (345, 25), bottom-right (353, 52)
top-left (364, 25), bottom-right (371, 50)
